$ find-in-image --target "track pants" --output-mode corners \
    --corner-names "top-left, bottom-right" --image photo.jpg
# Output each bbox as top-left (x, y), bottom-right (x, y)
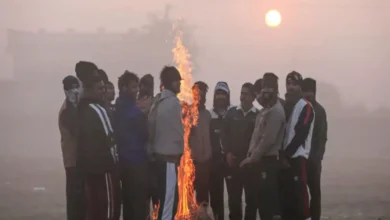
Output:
top-left (307, 160), bottom-right (322, 220)
top-left (194, 160), bottom-right (211, 205)
top-left (225, 165), bottom-right (258, 220)
top-left (155, 160), bottom-right (179, 220)
top-left (65, 167), bottom-right (85, 220)
top-left (121, 161), bottom-right (149, 220)
top-left (85, 172), bottom-right (121, 220)
top-left (210, 160), bottom-right (225, 220)
top-left (279, 157), bottom-right (311, 220)
top-left (256, 157), bottom-right (280, 220)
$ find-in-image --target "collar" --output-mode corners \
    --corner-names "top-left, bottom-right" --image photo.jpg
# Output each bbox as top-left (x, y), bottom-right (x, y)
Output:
top-left (236, 105), bottom-right (257, 115)
top-left (160, 89), bottom-right (176, 99)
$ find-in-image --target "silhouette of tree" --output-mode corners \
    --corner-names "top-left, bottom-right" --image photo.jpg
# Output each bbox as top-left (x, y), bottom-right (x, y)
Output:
top-left (316, 81), bottom-right (343, 117)
top-left (141, 4), bottom-right (199, 73)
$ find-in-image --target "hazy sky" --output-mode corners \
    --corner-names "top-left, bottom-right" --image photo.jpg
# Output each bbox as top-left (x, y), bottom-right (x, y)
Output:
top-left (0, 0), bottom-right (389, 109)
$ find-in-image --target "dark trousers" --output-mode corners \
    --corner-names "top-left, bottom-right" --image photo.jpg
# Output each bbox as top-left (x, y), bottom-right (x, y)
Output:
top-left (194, 160), bottom-right (211, 205)
top-left (307, 160), bottom-right (322, 220)
top-left (155, 160), bottom-right (179, 220)
top-left (121, 161), bottom-right (149, 220)
top-left (85, 172), bottom-right (121, 220)
top-left (225, 165), bottom-right (258, 220)
top-left (148, 160), bottom-right (160, 208)
top-left (256, 157), bottom-right (280, 220)
top-left (279, 157), bottom-right (310, 220)
top-left (210, 161), bottom-right (225, 220)
top-left (65, 167), bottom-right (85, 220)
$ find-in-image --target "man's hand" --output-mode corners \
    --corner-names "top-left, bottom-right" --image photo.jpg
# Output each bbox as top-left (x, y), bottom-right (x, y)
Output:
top-left (226, 152), bottom-right (236, 167)
top-left (240, 157), bottom-right (253, 168)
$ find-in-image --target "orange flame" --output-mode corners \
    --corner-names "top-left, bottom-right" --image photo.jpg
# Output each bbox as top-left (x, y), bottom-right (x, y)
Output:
top-left (173, 25), bottom-right (199, 219)
top-left (151, 202), bottom-right (160, 220)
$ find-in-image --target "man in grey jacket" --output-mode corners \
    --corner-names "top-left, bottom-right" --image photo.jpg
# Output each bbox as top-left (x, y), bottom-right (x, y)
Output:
top-left (149, 66), bottom-right (183, 220)
top-left (189, 81), bottom-right (212, 207)
top-left (241, 73), bottom-right (286, 220)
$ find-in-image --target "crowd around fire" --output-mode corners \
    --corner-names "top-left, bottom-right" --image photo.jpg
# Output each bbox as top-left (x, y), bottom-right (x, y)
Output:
top-left (59, 60), bottom-right (327, 220)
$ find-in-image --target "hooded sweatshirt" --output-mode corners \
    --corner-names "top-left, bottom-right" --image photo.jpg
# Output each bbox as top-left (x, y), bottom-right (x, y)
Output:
top-left (149, 89), bottom-right (184, 162)
top-left (114, 93), bottom-right (148, 164)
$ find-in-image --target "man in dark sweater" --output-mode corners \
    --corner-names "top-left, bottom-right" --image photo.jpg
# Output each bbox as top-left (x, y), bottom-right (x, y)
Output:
top-left (302, 78), bottom-right (328, 220)
top-left (222, 82), bottom-right (259, 220)
top-left (78, 76), bottom-right (121, 220)
top-left (209, 81), bottom-right (232, 220)
top-left (115, 71), bottom-right (149, 220)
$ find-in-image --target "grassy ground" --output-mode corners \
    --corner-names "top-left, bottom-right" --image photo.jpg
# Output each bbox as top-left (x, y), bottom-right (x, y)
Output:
top-left (0, 155), bottom-right (389, 220)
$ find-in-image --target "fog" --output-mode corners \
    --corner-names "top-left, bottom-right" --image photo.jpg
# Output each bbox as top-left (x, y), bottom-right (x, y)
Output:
top-left (0, 0), bottom-right (389, 219)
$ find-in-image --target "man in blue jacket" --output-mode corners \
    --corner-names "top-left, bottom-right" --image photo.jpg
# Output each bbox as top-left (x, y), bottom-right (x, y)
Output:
top-left (114, 71), bottom-right (149, 220)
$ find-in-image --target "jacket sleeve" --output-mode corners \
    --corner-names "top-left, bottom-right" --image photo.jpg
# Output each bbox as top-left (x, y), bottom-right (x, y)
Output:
top-left (285, 103), bottom-right (315, 158)
top-left (221, 109), bottom-right (233, 154)
top-left (316, 107), bottom-right (328, 160)
top-left (250, 109), bottom-right (284, 161)
top-left (136, 111), bottom-right (149, 143)
top-left (165, 97), bottom-right (184, 135)
top-left (59, 105), bottom-right (78, 137)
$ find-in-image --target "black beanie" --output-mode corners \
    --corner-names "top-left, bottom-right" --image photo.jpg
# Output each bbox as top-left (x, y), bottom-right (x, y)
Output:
top-left (62, 75), bottom-right (79, 91)
top-left (75, 61), bottom-right (98, 83)
top-left (286, 71), bottom-right (303, 86)
top-left (302, 78), bottom-right (317, 94)
top-left (98, 69), bottom-right (109, 84)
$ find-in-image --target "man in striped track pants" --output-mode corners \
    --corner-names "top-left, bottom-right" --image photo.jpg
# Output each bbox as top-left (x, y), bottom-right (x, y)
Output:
top-left (77, 75), bottom-right (121, 220)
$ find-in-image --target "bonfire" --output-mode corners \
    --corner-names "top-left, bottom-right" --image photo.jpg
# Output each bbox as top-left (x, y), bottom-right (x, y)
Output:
top-left (150, 25), bottom-right (213, 220)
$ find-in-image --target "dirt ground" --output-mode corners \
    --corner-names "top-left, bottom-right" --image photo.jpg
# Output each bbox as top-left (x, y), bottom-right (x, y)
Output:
top-left (0, 116), bottom-right (389, 220)
top-left (0, 155), bottom-right (389, 220)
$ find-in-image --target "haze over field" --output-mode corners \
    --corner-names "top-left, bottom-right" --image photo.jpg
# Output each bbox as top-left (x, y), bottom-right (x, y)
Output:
top-left (0, 0), bottom-right (389, 219)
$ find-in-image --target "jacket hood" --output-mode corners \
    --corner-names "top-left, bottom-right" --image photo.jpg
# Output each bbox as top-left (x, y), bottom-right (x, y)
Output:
top-left (213, 81), bottom-right (231, 110)
top-left (214, 81), bottom-right (230, 95)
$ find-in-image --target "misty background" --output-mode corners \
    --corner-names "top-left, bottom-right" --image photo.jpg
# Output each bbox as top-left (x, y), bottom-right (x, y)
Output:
top-left (0, 0), bottom-right (389, 219)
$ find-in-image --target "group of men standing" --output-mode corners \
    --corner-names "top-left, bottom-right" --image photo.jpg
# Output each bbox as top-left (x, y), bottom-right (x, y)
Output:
top-left (58, 60), bottom-right (327, 220)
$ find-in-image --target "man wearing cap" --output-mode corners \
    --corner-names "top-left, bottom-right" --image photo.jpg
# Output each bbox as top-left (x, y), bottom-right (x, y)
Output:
top-left (208, 81), bottom-right (232, 220)
top-left (279, 71), bottom-right (315, 220)
top-left (302, 78), bottom-right (328, 220)
top-left (59, 75), bottom-right (84, 220)
top-left (148, 66), bottom-right (183, 220)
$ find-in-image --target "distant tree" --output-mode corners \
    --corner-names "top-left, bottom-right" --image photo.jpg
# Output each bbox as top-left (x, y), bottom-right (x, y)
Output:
top-left (141, 4), bottom-right (199, 73)
top-left (316, 81), bottom-right (343, 117)
top-left (371, 107), bottom-right (390, 119)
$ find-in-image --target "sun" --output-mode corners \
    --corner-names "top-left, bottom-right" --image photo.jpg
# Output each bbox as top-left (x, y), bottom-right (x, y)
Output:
top-left (265, 10), bottom-right (282, 27)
